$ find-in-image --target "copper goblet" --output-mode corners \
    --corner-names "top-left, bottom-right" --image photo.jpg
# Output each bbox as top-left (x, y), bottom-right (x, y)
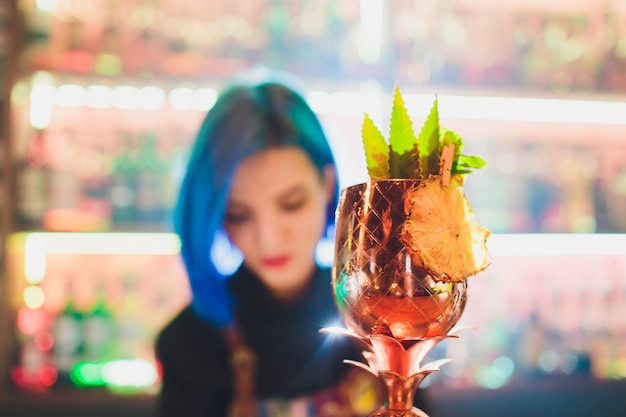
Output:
top-left (331, 180), bottom-right (468, 417)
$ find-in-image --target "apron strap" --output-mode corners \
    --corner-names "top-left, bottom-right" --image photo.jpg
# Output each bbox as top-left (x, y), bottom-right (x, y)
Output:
top-left (224, 321), bottom-right (258, 417)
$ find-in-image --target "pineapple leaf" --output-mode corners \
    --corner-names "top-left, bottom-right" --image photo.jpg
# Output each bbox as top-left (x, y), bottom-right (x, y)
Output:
top-left (362, 113), bottom-right (390, 180)
top-left (417, 98), bottom-right (441, 179)
top-left (389, 85), bottom-right (419, 178)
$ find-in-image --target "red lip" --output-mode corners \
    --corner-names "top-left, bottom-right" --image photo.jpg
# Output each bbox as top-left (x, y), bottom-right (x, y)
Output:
top-left (262, 256), bottom-right (290, 268)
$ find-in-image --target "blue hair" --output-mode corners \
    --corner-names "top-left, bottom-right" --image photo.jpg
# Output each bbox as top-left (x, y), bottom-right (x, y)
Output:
top-left (174, 81), bottom-right (339, 327)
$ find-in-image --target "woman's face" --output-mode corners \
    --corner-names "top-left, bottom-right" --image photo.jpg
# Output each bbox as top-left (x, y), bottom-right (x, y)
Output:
top-left (223, 147), bottom-right (335, 301)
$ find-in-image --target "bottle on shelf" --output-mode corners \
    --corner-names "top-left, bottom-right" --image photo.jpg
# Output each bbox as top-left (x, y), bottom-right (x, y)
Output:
top-left (21, 0), bottom-right (53, 70)
top-left (109, 132), bottom-right (138, 225)
top-left (16, 129), bottom-right (49, 228)
top-left (116, 272), bottom-right (142, 359)
top-left (63, 16), bottom-right (94, 74)
top-left (51, 277), bottom-right (85, 386)
top-left (94, 0), bottom-right (122, 77)
top-left (134, 130), bottom-right (169, 225)
top-left (83, 280), bottom-right (116, 363)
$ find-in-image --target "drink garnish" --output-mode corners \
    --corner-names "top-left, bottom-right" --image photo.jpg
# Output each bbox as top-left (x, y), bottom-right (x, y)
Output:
top-left (361, 85), bottom-right (490, 282)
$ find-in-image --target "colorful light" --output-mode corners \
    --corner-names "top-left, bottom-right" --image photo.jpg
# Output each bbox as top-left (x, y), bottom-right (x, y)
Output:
top-left (113, 86), bottom-right (140, 109)
top-left (488, 233), bottom-right (626, 256)
top-left (195, 88), bottom-right (218, 111)
top-left (434, 94), bottom-right (626, 125)
top-left (23, 286), bottom-right (45, 309)
top-left (35, 0), bottom-right (57, 13)
top-left (34, 332), bottom-right (55, 352)
top-left (358, 0), bottom-right (384, 64)
top-left (25, 79), bottom-right (626, 124)
top-left (71, 360), bottom-right (158, 389)
top-left (139, 86), bottom-right (166, 110)
top-left (168, 87), bottom-right (196, 110)
top-left (21, 232), bottom-right (181, 255)
top-left (29, 84), bottom-right (55, 129)
top-left (24, 233), bottom-right (46, 284)
top-left (39, 366), bottom-right (58, 387)
top-left (71, 362), bottom-right (107, 387)
top-left (475, 356), bottom-right (515, 389)
top-left (102, 359), bottom-right (158, 388)
top-left (11, 364), bottom-right (58, 391)
top-left (56, 84), bottom-right (87, 108)
top-left (94, 53), bottom-right (122, 77)
top-left (86, 85), bottom-right (114, 108)
top-left (17, 308), bottom-right (47, 335)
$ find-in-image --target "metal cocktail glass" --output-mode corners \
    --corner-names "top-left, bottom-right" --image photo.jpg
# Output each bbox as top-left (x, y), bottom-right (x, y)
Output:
top-left (329, 180), bottom-right (469, 417)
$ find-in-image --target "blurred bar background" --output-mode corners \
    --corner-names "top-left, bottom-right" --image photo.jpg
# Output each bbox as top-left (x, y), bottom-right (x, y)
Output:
top-left (1, 0), bottom-right (626, 416)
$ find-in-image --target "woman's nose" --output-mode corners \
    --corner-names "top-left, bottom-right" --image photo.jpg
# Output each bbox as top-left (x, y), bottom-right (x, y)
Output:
top-left (255, 216), bottom-right (284, 250)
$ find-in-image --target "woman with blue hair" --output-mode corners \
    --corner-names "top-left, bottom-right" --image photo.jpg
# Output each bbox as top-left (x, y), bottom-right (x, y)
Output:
top-left (156, 79), bottom-right (431, 417)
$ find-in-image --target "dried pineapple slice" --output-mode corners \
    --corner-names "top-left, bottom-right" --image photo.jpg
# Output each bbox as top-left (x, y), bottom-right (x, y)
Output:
top-left (401, 175), bottom-right (491, 282)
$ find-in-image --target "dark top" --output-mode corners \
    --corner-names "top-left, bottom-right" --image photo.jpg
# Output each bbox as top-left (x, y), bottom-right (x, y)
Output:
top-left (156, 265), bottom-right (433, 417)
top-left (155, 266), bottom-right (363, 417)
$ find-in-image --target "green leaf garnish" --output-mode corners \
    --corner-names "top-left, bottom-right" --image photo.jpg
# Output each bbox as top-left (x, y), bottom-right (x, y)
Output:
top-left (440, 127), bottom-right (463, 168)
top-left (389, 145), bottom-right (419, 179)
top-left (360, 85), bottom-right (485, 183)
top-left (389, 85), bottom-right (417, 155)
top-left (388, 85), bottom-right (420, 178)
top-left (440, 127), bottom-right (463, 153)
top-left (454, 155), bottom-right (487, 174)
top-left (362, 113), bottom-right (390, 180)
top-left (417, 97), bottom-right (440, 179)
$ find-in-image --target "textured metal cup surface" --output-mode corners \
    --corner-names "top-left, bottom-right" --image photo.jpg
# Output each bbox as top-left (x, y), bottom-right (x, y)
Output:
top-left (332, 180), bottom-right (467, 340)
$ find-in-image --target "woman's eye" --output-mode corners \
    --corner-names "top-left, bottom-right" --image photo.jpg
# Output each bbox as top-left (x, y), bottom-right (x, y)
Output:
top-left (281, 197), bottom-right (306, 212)
top-left (224, 212), bottom-right (250, 224)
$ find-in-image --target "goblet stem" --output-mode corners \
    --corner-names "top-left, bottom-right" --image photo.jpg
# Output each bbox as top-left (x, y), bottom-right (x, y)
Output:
top-left (368, 408), bottom-right (429, 417)
top-left (368, 372), bottom-right (429, 417)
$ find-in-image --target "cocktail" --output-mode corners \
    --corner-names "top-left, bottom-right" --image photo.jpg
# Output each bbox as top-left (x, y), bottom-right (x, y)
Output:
top-left (326, 87), bottom-right (491, 416)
